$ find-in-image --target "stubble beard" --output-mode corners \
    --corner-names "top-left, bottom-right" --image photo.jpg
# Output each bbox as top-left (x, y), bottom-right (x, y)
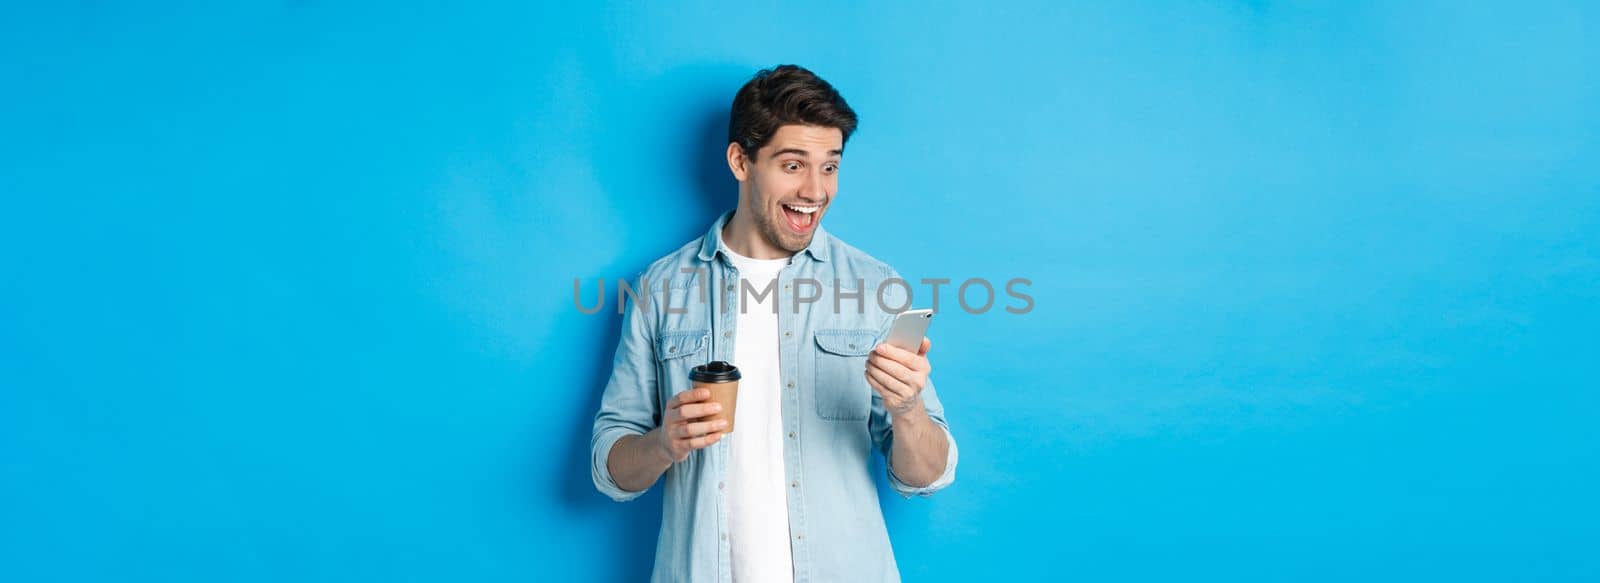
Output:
top-left (753, 201), bottom-right (811, 254)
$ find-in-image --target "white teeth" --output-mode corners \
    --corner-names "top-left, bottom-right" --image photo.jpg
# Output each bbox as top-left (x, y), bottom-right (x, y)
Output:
top-left (783, 204), bottom-right (820, 214)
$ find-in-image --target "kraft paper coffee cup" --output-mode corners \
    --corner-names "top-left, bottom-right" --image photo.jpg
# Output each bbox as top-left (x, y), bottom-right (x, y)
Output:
top-left (689, 361), bottom-right (741, 434)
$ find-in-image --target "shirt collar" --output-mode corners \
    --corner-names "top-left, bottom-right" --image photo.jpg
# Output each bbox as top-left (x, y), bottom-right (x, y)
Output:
top-left (696, 209), bottom-right (831, 263)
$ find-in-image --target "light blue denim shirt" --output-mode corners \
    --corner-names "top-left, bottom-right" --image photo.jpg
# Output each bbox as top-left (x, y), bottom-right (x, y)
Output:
top-left (590, 210), bottom-right (958, 582)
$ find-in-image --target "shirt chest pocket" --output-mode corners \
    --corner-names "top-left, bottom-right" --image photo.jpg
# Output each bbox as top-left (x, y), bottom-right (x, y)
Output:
top-left (656, 329), bottom-right (709, 398)
top-left (812, 329), bottom-right (877, 421)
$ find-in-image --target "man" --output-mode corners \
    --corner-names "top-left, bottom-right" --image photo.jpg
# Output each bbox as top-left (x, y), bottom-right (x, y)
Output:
top-left (590, 64), bottom-right (957, 583)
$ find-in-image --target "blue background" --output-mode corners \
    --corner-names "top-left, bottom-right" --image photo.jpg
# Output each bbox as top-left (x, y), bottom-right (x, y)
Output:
top-left (3, 2), bottom-right (1598, 581)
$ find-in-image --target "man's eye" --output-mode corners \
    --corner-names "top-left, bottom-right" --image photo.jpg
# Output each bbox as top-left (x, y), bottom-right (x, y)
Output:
top-left (784, 163), bottom-right (801, 171)
top-left (823, 164), bottom-right (838, 173)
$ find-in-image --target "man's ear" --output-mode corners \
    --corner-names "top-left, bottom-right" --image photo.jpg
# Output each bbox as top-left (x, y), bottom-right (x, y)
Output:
top-left (727, 142), bottom-right (751, 182)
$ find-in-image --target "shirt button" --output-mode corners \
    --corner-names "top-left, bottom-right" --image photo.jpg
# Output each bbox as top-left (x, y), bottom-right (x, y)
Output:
top-left (718, 482), bottom-right (725, 491)
top-left (723, 331), bottom-right (732, 338)
top-left (790, 481), bottom-right (798, 488)
top-left (788, 432), bottom-right (796, 439)
top-left (784, 331), bottom-right (792, 337)
top-left (721, 533), bottom-right (727, 540)
top-left (786, 382), bottom-right (794, 389)
top-left (795, 533), bottom-right (804, 540)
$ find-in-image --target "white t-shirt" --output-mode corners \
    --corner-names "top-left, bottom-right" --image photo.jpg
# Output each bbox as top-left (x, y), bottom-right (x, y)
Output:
top-left (722, 245), bottom-right (795, 583)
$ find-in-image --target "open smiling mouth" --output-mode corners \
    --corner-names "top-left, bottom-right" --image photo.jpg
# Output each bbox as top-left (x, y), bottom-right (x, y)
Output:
top-left (780, 202), bottom-right (821, 233)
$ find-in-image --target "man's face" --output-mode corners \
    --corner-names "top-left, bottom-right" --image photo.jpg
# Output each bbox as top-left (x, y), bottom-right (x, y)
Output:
top-left (733, 124), bottom-right (843, 253)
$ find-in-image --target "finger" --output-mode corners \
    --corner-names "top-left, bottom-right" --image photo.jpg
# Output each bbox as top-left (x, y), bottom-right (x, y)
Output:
top-left (868, 355), bottom-right (918, 384)
top-left (680, 418), bottom-right (727, 439)
top-left (686, 431), bottom-right (724, 450)
top-left (866, 366), bottom-right (912, 402)
top-left (874, 342), bottom-right (911, 360)
top-left (678, 401), bottom-right (723, 420)
top-left (866, 364), bottom-right (912, 400)
top-left (671, 388), bottom-right (710, 409)
top-left (864, 371), bottom-right (884, 394)
top-left (918, 337), bottom-right (932, 357)
top-left (670, 418), bottom-right (697, 439)
top-left (873, 343), bottom-right (923, 369)
top-left (864, 366), bottom-right (890, 395)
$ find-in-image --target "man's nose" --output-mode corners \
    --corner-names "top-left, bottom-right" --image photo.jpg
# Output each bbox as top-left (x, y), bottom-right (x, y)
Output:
top-left (799, 170), bottom-right (828, 201)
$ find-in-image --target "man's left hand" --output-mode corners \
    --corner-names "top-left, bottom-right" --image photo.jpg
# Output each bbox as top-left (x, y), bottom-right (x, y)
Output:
top-left (866, 337), bottom-right (932, 417)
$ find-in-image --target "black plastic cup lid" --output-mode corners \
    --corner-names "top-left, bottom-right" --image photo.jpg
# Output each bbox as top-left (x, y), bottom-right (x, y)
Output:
top-left (690, 361), bottom-right (741, 383)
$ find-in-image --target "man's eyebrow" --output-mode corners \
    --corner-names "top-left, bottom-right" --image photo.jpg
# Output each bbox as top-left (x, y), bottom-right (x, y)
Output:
top-left (771, 148), bottom-right (844, 159)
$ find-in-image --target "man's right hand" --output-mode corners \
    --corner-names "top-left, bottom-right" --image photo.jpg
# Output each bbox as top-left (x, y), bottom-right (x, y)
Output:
top-left (651, 388), bottom-right (728, 463)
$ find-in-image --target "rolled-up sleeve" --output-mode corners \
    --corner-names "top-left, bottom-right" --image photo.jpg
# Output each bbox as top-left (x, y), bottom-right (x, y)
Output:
top-left (886, 422), bottom-right (958, 498)
top-left (872, 374), bottom-right (959, 499)
top-left (590, 274), bottom-right (660, 503)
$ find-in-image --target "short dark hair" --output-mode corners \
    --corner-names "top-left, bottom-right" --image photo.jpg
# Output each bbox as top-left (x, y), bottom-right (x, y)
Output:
top-left (728, 64), bottom-right (858, 160)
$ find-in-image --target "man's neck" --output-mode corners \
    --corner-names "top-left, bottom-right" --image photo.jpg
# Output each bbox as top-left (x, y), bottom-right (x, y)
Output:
top-left (721, 207), bottom-right (796, 260)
